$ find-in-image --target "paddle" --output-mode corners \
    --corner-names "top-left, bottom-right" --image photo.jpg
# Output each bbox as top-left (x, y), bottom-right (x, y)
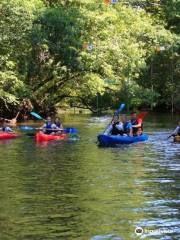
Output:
top-left (103, 103), bottom-right (125, 134)
top-left (30, 111), bottom-right (44, 120)
top-left (19, 126), bottom-right (35, 131)
top-left (137, 111), bottom-right (148, 120)
top-left (114, 103), bottom-right (126, 116)
top-left (167, 129), bottom-right (177, 139)
top-left (9, 111), bottom-right (20, 126)
top-left (167, 124), bottom-right (180, 139)
top-left (167, 134), bottom-right (173, 139)
top-left (19, 125), bottom-right (78, 136)
top-left (36, 128), bottom-right (64, 131)
top-left (0, 111), bottom-right (20, 126)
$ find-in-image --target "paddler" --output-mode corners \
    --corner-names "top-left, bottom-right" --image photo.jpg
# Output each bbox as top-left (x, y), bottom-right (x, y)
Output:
top-left (0, 119), bottom-right (13, 132)
top-left (0, 112), bottom-right (19, 127)
top-left (105, 114), bottom-right (124, 135)
top-left (121, 114), bottom-right (133, 136)
top-left (130, 112), bottom-right (143, 136)
top-left (41, 116), bottom-right (58, 134)
top-left (54, 117), bottom-right (63, 129)
top-left (168, 121), bottom-right (180, 138)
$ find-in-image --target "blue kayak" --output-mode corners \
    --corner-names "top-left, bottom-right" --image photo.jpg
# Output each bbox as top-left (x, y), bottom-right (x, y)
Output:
top-left (98, 134), bottom-right (148, 146)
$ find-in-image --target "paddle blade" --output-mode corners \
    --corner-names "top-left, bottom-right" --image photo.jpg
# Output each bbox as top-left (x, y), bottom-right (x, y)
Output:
top-left (30, 112), bottom-right (43, 120)
top-left (118, 103), bottom-right (125, 112)
top-left (137, 112), bottom-right (148, 119)
top-left (19, 126), bottom-right (35, 131)
top-left (114, 103), bottom-right (125, 115)
top-left (64, 128), bottom-right (78, 134)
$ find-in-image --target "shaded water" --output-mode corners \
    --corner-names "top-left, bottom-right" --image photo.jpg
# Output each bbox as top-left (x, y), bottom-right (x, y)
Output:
top-left (0, 114), bottom-right (179, 240)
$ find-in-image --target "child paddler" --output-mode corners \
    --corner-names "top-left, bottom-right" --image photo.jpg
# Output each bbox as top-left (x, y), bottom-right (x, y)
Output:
top-left (41, 116), bottom-right (58, 135)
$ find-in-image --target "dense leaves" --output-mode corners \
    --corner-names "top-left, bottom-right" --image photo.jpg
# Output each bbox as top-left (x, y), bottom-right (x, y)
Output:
top-left (0, 0), bottom-right (179, 116)
top-left (0, 0), bottom-right (43, 115)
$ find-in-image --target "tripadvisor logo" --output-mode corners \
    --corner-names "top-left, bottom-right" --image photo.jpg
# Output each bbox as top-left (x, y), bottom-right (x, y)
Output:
top-left (135, 227), bottom-right (143, 236)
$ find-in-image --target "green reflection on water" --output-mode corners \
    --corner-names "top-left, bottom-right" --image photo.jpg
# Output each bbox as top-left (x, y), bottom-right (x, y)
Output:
top-left (0, 113), bottom-right (179, 240)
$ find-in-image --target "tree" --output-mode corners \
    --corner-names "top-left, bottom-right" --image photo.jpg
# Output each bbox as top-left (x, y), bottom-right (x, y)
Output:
top-left (0, 0), bottom-right (43, 115)
top-left (27, 1), bottom-right (174, 112)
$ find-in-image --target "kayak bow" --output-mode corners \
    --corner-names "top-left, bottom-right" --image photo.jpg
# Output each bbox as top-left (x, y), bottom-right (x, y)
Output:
top-left (0, 132), bottom-right (20, 140)
top-left (35, 132), bottom-right (68, 142)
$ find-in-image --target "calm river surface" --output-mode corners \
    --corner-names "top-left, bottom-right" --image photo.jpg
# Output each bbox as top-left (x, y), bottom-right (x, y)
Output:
top-left (0, 113), bottom-right (179, 240)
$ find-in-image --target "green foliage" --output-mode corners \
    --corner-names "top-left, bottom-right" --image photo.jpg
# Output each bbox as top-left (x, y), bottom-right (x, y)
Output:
top-left (26, 1), bottom-right (174, 112)
top-left (163, 0), bottom-right (180, 34)
top-left (0, 0), bottom-right (43, 113)
top-left (0, 0), bottom-right (179, 115)
top-left (0, 71), bottom-right (24, 106)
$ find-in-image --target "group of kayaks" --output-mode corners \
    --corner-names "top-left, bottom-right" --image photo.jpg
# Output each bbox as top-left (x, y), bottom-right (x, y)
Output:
top-left (1, 130), bottom-right (179, 145)
top-left (0, 127), bottom-right (179, 145)
top-left (0, 129), bottom-right (149, 145)
top-left (0, 103), bottom-right (179, 146)
top-left (0, 127), bottom-right (78, 142)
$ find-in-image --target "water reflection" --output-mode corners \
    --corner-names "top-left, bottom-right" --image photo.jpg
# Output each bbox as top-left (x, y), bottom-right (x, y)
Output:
top-left (0, 114), bottom-right (179, 239)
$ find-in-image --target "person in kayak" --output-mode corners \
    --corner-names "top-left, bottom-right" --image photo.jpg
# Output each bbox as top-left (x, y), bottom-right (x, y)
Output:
top-left (169, 121), bottom-right (180, 138)
top-left (54, 117), bottom-right (63, 129)
top-left (54, 117), bottom-right (64, 134)
top-left (105, 115), bottom-right (124, 135)
top-left (130, 112), bottom-right (143, 136)
top-left (41, 116), bottom-right (58, 134)
top-left (0, 112), bottom-right (19, 127)
top-left (121, 115), bottom-right (133, 136)
top-left (0, 120), bottom-right (13, 132)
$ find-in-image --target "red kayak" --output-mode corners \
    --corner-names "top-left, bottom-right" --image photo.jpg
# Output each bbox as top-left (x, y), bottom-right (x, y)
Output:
top-left (35, 131), bottom-right (68, 142)
top-left (0, 132), bottom-right (20, 140)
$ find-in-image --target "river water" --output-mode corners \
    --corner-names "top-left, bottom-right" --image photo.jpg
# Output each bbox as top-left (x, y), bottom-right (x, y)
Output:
top-left (0, 114), bottom-right (179, 240)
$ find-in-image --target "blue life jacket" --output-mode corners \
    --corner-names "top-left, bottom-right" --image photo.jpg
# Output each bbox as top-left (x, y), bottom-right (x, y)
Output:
top-left (2, 127), bottom-right (12, 132)
top-left (46, 122), bottom-right (53, 129)
top-left (55, 122), bottom-right (61, 128)
top-left (45, 122), bottom-right (53, 134)
top-left (123, 121), bottom-right (132, 134)
top-left (131, 119), bottom-right (138, 125)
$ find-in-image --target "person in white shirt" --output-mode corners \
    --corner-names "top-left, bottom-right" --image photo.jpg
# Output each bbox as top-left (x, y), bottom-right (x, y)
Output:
top-left (104, 115), bottom-right (124, 135)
